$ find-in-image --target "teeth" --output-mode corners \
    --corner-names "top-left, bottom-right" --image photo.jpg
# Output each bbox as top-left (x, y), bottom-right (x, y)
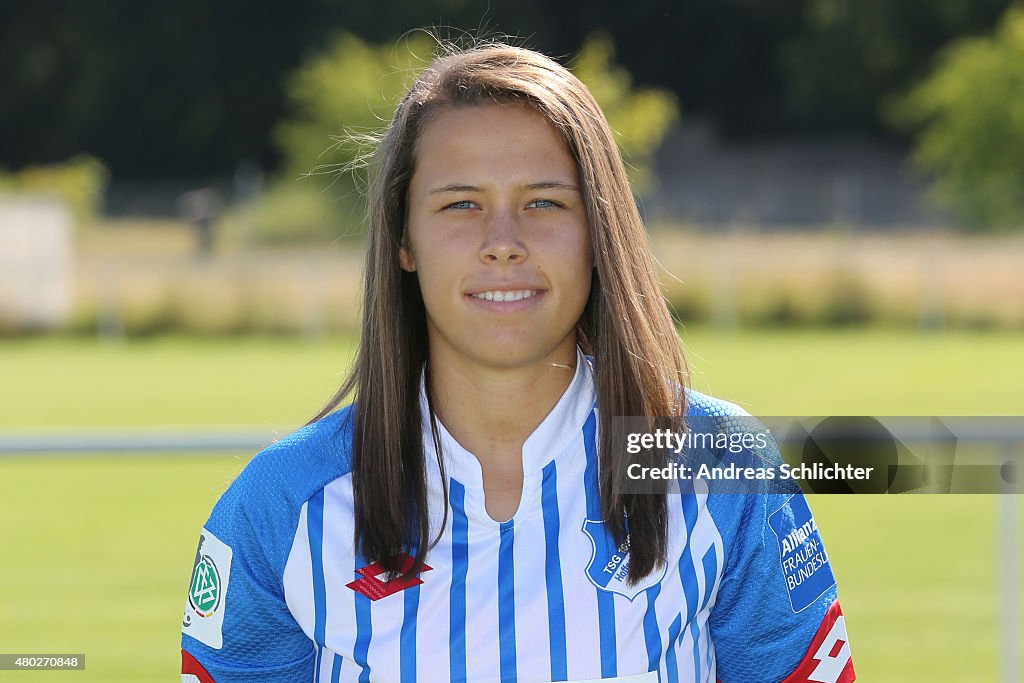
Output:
top-left (472, 290), bottom-right (536, 302)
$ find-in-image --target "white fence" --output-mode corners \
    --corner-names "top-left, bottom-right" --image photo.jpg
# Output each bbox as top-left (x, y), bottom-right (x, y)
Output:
top-left (0, 197), bottom-right (73, 328)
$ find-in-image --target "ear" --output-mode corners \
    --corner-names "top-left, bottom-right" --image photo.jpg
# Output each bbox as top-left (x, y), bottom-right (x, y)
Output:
top-left (399, 243), bottom-right (416, 272)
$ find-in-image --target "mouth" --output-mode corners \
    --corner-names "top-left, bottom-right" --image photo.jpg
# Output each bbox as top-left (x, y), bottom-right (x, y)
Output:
top-left (468, 289), bottom-right (540, 302)
top-left (464, 288), bottom-right (545, 311)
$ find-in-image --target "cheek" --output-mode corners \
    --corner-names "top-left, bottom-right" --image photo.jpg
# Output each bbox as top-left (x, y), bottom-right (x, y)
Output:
top-left (408, 242), bottom-right (464, 312)
top-left (556, 226), bottom-right (594, 278)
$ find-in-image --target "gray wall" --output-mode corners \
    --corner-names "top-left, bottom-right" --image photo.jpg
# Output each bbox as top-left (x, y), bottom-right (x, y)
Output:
top-left (646, 120), bottom-right (952, 229)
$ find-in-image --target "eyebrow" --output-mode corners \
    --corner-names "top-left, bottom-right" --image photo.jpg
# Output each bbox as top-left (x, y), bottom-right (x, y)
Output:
top-left (427, 181), bottom-right (580, 195)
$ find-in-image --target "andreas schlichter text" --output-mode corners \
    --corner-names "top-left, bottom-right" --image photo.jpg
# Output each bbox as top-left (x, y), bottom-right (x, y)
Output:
top-left (626, 462), bottom-right (874, 482)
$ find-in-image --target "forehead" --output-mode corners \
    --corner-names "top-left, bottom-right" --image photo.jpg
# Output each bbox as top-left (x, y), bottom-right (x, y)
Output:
top-left (411, 104), bottom-right (578, 185)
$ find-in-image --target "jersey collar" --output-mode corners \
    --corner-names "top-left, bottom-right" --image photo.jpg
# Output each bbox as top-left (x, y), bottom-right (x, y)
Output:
top-left (418, 345), bottom-right (597, 488)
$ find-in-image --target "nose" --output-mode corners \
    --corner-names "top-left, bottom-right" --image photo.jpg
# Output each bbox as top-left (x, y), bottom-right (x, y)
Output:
top-left (479, 210), bottom-right (527, 264)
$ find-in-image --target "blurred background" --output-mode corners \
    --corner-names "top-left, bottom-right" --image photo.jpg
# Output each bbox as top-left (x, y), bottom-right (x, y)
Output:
top-left (1, 1), bottom-right (1022, 681)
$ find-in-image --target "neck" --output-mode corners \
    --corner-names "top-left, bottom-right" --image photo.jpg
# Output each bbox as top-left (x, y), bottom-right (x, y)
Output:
top-left (426, 340), bottom-right (578, 473)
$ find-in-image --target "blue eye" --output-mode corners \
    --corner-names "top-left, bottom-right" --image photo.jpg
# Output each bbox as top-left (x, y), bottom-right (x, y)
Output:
top-left (446, 200), bottom-right (475, 210)
top-left (528, 199), bottom-right (561, 209)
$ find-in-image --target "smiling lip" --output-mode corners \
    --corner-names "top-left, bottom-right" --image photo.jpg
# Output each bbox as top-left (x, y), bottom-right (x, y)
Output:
top-left (464, 287), bottom-right (545, 311)
top-left (467, 287), bottom-right (541, 301)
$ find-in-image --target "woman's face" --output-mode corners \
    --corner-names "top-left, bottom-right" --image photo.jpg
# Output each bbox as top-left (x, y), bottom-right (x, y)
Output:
top-left (402, 104), bottom-right (593, 371)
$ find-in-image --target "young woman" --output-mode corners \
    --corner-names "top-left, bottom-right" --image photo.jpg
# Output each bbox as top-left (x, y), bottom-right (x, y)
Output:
top-left (181, 42), bottom-right (855, 683)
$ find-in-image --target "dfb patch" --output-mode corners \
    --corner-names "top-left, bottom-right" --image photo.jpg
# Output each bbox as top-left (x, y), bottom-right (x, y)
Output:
top-left (182, 528), bottom-right (233, 649)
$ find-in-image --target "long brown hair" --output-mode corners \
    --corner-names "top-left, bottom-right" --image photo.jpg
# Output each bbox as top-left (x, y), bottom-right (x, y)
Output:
top-left (309, 40), bottom-right (689, 583)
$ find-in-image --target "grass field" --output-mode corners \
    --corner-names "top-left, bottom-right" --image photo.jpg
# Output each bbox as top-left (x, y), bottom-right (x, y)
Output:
top-left (1, 328), bottom-right (1022, 681)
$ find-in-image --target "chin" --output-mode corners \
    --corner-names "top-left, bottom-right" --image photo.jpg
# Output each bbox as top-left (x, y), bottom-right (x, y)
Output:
top-left (467, 334), bottom-right (573, 369)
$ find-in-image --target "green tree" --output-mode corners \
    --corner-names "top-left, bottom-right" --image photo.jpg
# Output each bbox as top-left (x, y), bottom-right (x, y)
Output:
top-left (780, 0), bottom-right (1010, 131)
top-left (222, 33), bottom-right (435, 245)
top-left (888, 5), bottom-right (1024, 230)
top-left (275, 32), bottom-right (435, 187)
top-left (571, 32), bottom-right (679, 194)
top-left (0, 156), bottom-right (108, 225)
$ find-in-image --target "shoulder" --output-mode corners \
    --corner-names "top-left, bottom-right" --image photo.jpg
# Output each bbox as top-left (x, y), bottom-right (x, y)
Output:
top-left (182, 405), bottom-right (357, 658)
top-left (203, 404), bottom-right (357, 577)
top-left (239, 403), bottom-right (356, 497)
top-left (221, 403), bottom-right (356, 514)
top-left (683, 390), bottom-right (793, 535)
top-left (684, 388), bottom-right (750, 418)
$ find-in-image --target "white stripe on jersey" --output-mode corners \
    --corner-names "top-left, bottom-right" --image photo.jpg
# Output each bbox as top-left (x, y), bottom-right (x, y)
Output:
top-left (281, 348), bottom-right (727, 682)
top-left (570, 674), bottom-right (657, 683)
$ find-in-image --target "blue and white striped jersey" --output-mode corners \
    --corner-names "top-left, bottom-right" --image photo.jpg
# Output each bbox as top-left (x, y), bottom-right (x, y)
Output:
top-left (182, 349), bottom-right (855, 683)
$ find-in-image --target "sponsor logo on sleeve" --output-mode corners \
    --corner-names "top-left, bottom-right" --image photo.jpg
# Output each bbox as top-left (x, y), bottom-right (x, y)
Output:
top-left (768, 495), bottom-right (836, 612)
top-left (780, 599), bottom-right (855, 683)
top-left (181, 529), bottom-right (232, 649)
top-left (582, 519), bottom-right (666, 600)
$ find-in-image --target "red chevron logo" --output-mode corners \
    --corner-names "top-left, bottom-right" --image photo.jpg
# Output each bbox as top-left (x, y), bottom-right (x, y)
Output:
top-left (346, 553), bottom-right (433, 601)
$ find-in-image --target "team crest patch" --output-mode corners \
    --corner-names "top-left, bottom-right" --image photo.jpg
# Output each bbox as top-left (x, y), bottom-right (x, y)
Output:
top-left (182, 528), bottom-right (232, 649)
top-left (768, 495), bottom-right (836, 612)
top-left (582, 519), bottom-right (665, 600)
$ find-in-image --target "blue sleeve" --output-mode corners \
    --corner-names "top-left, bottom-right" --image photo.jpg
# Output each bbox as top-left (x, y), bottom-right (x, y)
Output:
top-left (180, 407), bottom-right (355, 682)
top-left (708, 492), bottom-right (844, 682)
top-left (180, 463), bottom-right (315, 682)
top-left (686, 391), bottom-right (853, 682)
